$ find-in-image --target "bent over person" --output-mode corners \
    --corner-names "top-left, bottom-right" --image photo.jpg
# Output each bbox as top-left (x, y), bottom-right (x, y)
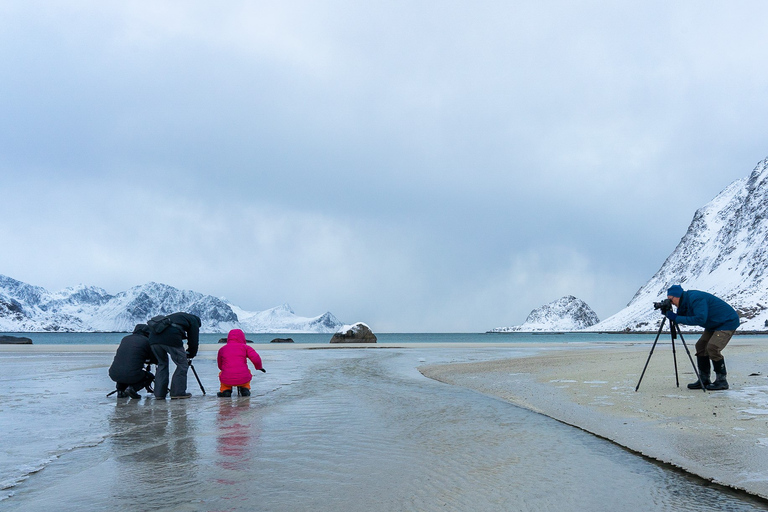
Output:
top-left (148, 312), bottom-right (201, 399)
top-left (665, 285), bottom-right (740, 390)
top-left (109, 323), bottom-right (157, 399)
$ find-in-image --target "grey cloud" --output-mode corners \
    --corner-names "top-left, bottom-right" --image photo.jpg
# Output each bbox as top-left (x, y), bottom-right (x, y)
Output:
top-left (1, 1), bottom-right (767, 330)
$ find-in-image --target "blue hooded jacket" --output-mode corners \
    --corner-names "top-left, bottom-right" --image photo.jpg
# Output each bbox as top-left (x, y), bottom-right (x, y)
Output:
top-left (675, 290), bottom-right (740, 331)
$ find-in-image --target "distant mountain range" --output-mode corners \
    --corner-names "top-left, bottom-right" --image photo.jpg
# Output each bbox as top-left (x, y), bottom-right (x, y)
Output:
top-left (492, 157), bottom-right (768, 333)
top-left (0, 276), bottom-right (343, 333)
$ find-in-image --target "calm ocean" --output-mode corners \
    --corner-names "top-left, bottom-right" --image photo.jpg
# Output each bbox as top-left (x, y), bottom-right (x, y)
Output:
top-left (0, 331), bottom-right (663, 345)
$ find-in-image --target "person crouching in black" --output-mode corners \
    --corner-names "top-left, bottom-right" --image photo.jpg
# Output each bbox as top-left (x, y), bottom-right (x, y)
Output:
top-left (109, 324), bottom-right (157, 399)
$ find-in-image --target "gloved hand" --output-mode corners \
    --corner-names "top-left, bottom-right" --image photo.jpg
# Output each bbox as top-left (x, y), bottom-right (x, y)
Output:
top-left (186, 350), bottom-right (193, 359)
top-left (260, 368), bottom-right (266, 373)
top-left (665, 310), bottom-right (677, 322)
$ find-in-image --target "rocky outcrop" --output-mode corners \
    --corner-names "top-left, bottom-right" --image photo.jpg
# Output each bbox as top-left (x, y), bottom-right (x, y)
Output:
top-left (270, 338), bottom-right (294, 343)
top-left (0, 335), bottom-right (32, 344)
top-left (218, 337), bottom-right (255, 343)
top-left (490, 296), bottom-right (600, 332)
top-left (330, 323), bottom-right (377, 343)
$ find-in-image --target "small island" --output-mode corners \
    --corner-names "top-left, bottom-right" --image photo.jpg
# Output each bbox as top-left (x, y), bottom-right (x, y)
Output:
top-left (0, 335), bottom-right (33, 345)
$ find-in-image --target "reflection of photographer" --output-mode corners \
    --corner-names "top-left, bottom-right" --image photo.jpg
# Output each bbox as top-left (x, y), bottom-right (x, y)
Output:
top-left (664, 285), bottom-right (740, 390)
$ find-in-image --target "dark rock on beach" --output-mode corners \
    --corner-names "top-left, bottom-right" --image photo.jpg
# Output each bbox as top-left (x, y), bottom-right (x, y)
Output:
top-left (330, 323), bottom-right (377, 343)
top-left (218, 337), bottom-right (254, 343)
top-left (270, 338), bottom-right (294, 343)
top-left (0, 335), bottom-right (33, 344)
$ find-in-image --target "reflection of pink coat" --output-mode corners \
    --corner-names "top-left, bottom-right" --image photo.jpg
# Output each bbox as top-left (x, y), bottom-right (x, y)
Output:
top-left (217, 329), bottom-right (263, 386)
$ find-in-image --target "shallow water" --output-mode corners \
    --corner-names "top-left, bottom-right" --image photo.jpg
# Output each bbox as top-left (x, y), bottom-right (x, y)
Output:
top-left (1, 347), bottom-right (767, 511)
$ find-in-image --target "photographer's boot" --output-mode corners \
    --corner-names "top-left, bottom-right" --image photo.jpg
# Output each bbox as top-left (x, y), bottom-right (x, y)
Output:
top-left (706, 359), bottom-right (729, 390)
top-left (125, 386), bottom-right (141, 399)
top-left (688, 356), bottom-right (711, 389)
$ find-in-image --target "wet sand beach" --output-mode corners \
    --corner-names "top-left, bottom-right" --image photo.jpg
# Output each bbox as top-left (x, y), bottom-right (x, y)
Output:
top-left (3, 340), bottom-right (768, 511)
top-left (420, 337), bottom-right (768, 499)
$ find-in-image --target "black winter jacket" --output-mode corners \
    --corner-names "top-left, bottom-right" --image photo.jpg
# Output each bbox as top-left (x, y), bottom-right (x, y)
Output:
top-left (147, 312), bottom-right (202, 358)
top-left (109, 326), bottom-right (157, 385)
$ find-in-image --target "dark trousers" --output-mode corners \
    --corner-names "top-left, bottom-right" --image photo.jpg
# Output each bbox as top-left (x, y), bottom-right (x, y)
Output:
top-left (151, 344), bottom-right (189, 398)
top-left (115, 370), bottom-right (154, 392)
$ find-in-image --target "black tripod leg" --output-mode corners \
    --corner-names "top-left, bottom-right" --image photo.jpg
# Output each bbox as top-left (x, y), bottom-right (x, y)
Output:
top-left (636, 317), bottom-right (666, 392)
top-left (189, 360), bottom-right (206, 395)
top-left (675, 322), bottom-right (707, 393)
top-left (671, 332), bottom-right (679, 387)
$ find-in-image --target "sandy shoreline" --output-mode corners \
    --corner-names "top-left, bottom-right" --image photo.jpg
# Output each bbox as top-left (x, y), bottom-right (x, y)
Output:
top-left (421, 337), bottom-right (768, 499)
top-left (6, 338), bottom-right (768, 498)
top-left (0, 341), bottom-right (571, 352)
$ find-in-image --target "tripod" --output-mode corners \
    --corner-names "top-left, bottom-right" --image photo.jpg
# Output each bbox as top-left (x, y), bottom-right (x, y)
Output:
top-left (635, 315), bottom-right (706, 392)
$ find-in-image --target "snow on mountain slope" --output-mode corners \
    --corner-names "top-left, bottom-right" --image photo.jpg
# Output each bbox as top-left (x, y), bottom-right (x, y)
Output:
top-left (0, 276), bottom-right (343, 333)
top-left (592, 157), bottom-right (768, 332)
top-left (229, 303), bottom-right (342, 333)
top-left (489, 295), bottom-right (600, 332)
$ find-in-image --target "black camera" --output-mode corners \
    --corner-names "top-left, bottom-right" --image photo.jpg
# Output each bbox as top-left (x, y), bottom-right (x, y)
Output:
top-left (653, 298), bottom-right (673, 313)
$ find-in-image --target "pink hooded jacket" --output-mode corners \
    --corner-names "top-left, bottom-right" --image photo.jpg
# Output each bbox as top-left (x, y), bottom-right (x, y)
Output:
top-left (217, 329), bottom-right (263, 386)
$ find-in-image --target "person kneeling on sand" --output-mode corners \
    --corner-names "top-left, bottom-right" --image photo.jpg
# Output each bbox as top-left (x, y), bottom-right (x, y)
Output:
top-left (665, 285), bottom-right (740, 391)
top-left (109, 324), bottom-right (157, 399)
top-left (217, 329), bottom-right (265, 397)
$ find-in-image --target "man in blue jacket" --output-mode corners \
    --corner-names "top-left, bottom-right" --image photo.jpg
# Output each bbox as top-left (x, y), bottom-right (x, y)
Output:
top-left (665, 285), bottom-right (740, 390)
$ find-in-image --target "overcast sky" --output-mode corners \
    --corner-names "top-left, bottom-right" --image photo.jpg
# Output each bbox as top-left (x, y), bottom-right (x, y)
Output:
top-left (1, 2), bottom-right (767, 331)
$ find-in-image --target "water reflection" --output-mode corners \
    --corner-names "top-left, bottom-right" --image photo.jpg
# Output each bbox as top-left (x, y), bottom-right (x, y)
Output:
top-left (6, 349), bottom-right (768, 512)
top-left (107, 399), bottom-right (201, 507)
top-left (215, 399), bottom-right (262, 475)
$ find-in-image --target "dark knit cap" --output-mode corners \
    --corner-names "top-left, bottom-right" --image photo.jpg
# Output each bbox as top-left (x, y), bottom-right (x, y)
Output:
top-left (667, 285), bottom-right (684, 298)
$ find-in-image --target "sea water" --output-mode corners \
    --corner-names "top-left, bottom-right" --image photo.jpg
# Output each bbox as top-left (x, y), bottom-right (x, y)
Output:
top-left (0, 331), bottom-right (664, 345)
top-left (1, 345), bottom-right (766, 511)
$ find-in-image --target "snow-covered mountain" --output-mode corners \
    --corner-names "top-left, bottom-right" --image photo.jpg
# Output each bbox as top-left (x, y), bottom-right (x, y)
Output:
top-left (489, 295), bottom-right (600, 332)
top-left (593, 157), bottom-right (768, 332)
top-left (0, 275), bottom-right (343, 333)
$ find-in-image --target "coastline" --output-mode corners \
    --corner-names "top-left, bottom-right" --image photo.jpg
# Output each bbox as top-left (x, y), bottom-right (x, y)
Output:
top-left (6, 338), bottom-right (768, 498)
top-left (420, 337), bottom-right (768, 500)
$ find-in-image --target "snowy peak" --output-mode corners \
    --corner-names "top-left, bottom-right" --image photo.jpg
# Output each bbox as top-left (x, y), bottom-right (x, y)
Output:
top-left (0, 275), bottom-right (344, 333)
top-left (0, 274), bottom-right (49, 306)
top-left (229, 303), bottom-right (341, 333)
top-left (489, 296), bottom-right (600, 332)
top-left (594, 157), bottom-right (768, 332)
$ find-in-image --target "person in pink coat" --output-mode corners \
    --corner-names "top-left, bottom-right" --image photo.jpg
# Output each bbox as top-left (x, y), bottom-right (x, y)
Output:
top-left (217, 329), bottom-right (265, 397)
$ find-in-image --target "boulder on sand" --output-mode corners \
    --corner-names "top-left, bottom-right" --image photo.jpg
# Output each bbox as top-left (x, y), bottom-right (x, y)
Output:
top-left (330, 323), bottom-right (377, 343)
